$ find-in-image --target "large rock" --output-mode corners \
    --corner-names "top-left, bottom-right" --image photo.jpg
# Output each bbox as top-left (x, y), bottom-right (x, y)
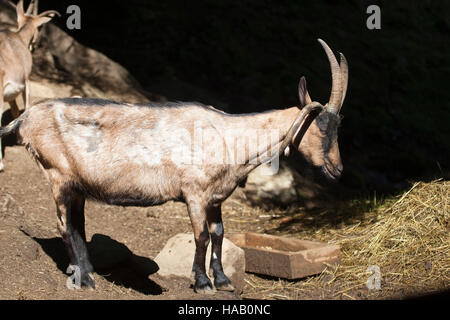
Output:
top-left (239, 162), bottom-right (298, 207)
top-left (231, 159), bottom-right (329, 209)
top-left (154, 233), bottom-right (245, 294)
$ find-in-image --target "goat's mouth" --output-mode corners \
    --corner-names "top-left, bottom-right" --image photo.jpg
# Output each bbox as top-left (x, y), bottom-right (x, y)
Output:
top-left (321, 165), bottom-right (340, 181)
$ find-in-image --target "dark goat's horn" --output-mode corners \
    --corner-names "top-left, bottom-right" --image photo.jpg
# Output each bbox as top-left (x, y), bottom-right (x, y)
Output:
top-left (339, 52), bottom-right (348, 112)
top-left (318, 39), bottom-right (343, 114)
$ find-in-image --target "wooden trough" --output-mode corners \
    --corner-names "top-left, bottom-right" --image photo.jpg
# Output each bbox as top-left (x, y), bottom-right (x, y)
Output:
top-left (227, 232), bottom-right (341, 279)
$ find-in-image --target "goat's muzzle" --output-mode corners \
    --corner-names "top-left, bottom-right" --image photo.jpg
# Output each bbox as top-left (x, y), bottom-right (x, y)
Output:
top-left (321, 163), bottom-right (342, 181)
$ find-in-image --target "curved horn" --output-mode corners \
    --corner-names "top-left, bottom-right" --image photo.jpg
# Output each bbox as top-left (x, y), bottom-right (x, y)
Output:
top-left (339, 53), bottom-right (348, 112)
top-left (25, 0), bottom-right (34, 15)
top-left (7, 1), bottom-right (17, 10)
top-left (317, 39), bottom-right (342, 114)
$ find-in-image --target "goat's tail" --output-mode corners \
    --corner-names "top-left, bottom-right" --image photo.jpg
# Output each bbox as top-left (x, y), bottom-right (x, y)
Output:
top-left (0, 111), bottom-right (28, 138)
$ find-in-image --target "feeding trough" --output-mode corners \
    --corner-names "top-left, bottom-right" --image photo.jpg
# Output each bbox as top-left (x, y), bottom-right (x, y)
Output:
top-left (227, 232), bottom-right (341, 279)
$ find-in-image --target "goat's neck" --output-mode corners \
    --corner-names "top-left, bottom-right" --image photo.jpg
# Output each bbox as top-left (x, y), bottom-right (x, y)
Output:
top-left (231, 107), bottom-right (300, 177)
top-left (17, 22), bottom-right (35, 47)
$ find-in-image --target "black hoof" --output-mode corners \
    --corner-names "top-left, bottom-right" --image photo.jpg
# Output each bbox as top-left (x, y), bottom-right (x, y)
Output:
top-left (81, 273), bottom-right (95, 289)
top-left (66, 265), bottom-right (95, 290)
top-left (194, 275), bottom-right (214, 294)
top-left (214, 275), bottom-right (234, 292)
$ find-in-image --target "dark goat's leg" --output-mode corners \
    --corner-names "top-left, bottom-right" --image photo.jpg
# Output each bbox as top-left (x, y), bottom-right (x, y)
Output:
top-left (207, 205), bottom-right (234, 291)
top-left (9, 100), bottom-right (20, 119)
top-left (0, 73), bottom-right (4, 172)
top-left (53, 185), bottom-right (94, 288)
top-left (187, 200), bottom-right (214, 293)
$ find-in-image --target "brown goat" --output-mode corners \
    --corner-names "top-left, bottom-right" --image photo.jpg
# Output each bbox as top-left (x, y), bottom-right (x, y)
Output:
top-left (0, 39), bottom-right (348, 293)
top-left (0, 0), bottom-right (59, 170)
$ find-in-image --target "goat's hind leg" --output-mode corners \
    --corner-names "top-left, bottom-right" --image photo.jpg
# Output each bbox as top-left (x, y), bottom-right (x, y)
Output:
top-left (53, 183), bottom-right (94, 289)
top-left (187, 200), bottom-right (214, 294)
top-left (9, 99), bottom-right (20, 119)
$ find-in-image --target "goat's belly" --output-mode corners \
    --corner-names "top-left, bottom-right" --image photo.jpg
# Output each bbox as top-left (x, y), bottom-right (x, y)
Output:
top-left (75, 165), bottom-right (182, 207)
top-left (103, 194), bottom-right (170, 207)
top-left (3, 81), bottom-right (24, 101)
top-left (82, 181), bottom-right (179, 207)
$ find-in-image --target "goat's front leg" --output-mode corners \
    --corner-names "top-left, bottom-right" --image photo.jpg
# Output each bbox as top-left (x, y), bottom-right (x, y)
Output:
top-left (187, 200), bottom-right (214, 293)
top-left (0, 77), bottom-right (4, 172)
top-left (207, 205), bottom-right (234, 291)
top-left (52, 182), bottom-right (94, 289)
top-left (9, 100), bottom-right (20, 119)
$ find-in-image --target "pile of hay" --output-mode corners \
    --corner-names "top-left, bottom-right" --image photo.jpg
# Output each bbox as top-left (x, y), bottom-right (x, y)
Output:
top-left (242, 180), bottom-right (449, 299)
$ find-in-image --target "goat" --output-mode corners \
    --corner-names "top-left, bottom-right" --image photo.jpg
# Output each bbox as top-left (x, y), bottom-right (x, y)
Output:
top-left (0, 0), bottom-right (59, 170)
top-left (0, 39), bottom-right (348, 293)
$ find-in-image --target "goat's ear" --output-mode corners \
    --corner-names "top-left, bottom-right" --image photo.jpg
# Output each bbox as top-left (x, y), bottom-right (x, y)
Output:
top-left (298, 76), bottom-right (312, 107)
top-left (34, 16), bottom-right (52, 26)
top-left (34, 12), bottom-right (58, 27)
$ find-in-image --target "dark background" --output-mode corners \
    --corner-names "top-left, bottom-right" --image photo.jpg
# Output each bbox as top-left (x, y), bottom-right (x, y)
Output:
top-left (38, 0), bottom-right (450, 196)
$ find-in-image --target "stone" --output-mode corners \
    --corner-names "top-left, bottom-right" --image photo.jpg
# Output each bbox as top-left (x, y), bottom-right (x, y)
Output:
top-left (155, 233), bottom-right (245, 294)
top-left (242, 162), bottom-right (298, 206)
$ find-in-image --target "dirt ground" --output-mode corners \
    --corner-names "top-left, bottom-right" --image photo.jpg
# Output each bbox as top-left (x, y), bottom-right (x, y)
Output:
top-left (0, 145), bottom-right (447, 300)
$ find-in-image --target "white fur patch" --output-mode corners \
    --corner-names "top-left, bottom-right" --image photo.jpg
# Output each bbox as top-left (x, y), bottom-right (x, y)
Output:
top-left (3, 81), bottom-right (24, 101)
top-left (284, 146), bottom-right (290, 157)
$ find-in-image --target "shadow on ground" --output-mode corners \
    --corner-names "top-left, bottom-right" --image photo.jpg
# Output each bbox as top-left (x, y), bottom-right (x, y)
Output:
top-left (263, 193), bottom-right (379, 235)
top-left (24, 232), bottom-right (163, 295)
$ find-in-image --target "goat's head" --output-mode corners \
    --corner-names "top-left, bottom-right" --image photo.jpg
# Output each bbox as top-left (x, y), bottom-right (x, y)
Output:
top-left (12, 0), bottom-right (60, 48)
top-left (293, 39), bottom-right (348, 181)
